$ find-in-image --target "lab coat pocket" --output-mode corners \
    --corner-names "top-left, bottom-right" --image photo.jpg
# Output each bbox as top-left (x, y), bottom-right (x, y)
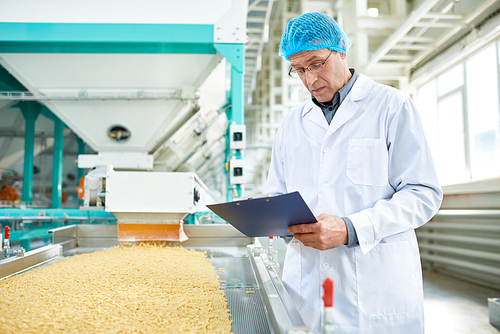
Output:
top-left (346, 139), bottom-right (388, 186)
top-left (356, 241), bottom-right (419, 316)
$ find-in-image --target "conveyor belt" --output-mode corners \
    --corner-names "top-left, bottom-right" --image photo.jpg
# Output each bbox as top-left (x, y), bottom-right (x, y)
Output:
top-left (0, 224), bottom-right (306, 334)
top-left (226, 287), bottom-right (272, 334)
top-left (212, 257), bottom-right (272, 334)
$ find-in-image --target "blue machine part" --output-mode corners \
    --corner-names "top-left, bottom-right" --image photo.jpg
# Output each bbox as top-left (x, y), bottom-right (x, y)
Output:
top-left (0, 208), bottom-right (116, 251)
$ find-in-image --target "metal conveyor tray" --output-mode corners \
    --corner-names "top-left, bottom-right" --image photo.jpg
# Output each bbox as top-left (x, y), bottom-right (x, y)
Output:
top-left (0, 224), bottom-right (307, 334)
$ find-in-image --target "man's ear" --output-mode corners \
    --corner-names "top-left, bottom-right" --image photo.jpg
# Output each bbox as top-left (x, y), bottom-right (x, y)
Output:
top-left (339, 52), bottom-right (347, 60)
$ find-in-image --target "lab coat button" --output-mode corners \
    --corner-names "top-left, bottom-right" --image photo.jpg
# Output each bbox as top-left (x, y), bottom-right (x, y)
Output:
top-left (322, 147), bottom-right (330, 153)
top-left (323, 262), bottom-right (330, 269)
top-left (323, 184), bottom-right (330, 190)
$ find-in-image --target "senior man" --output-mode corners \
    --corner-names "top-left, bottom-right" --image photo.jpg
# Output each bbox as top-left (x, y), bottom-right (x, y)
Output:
top-left (265, 12), bottom-right (443, 333)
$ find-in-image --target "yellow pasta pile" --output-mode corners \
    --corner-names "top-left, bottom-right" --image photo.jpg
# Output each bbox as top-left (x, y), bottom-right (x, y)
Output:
top-left (0, 243), bottom-right (233, 334)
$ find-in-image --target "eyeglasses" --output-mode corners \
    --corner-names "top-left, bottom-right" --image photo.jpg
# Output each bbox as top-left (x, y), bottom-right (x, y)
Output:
top-left (288, 50), bottom-right (334, 78)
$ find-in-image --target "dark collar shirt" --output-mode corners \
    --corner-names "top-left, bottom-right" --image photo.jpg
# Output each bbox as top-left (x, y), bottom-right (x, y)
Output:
top-left (312, 68), bottom-right (359, 125)
top-left (312, 68), bottom-right (360, 247)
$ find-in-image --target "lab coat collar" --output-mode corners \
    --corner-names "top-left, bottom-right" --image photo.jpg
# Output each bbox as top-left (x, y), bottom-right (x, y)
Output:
top-left (302, 99), bottom-right (329, 130)
top-left (301, 74), bottom-right (376, 133)
top-left (351, 74), bottom-right (375, 101)
top-left (326, 95), bottom-right (358, 136)
top-left (326, 75), bottom-right (374, 136)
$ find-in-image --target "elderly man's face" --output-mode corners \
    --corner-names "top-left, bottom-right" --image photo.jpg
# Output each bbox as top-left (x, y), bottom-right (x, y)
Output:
top-left (289, 48), bottom-right (349, 103)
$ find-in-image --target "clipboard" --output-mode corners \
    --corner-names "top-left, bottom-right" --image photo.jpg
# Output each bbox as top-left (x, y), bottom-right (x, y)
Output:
top-left (206, 191), bottom-right (317, 237)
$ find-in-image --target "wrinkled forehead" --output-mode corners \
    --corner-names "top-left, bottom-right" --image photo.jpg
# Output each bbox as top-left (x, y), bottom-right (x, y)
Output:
top-left (289, 48), bottom-right (332, 66)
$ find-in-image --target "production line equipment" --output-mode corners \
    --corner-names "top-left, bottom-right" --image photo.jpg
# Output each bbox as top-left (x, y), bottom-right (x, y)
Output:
top-left (0, 165), bottom-right (341, 333)
top-left (0, 166), bottom-right (307, 333)
top-left (1, 223), bottom-right (313, 334)
top-left (81, 165), bottom-right (212, 242)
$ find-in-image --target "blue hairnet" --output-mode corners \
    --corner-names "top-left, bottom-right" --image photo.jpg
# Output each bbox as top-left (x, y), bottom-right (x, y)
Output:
top-left (279, 12), bottom-right (352, 61)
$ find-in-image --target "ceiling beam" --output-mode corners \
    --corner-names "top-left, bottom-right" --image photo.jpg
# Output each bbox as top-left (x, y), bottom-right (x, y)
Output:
top-left (247, 0), bottom-right (264, 13)
top-left (422, 13), bottom-right (464, 20)
top-left (407, 0), bottom-right (500, 70)
top-left (382, 54), bottom-right (414, 61)
top-left (366, 0), bottom-right (442, 71)
top-left (400, 36), bottom-right (435, 43)
top-left (357, 16), bottom-right (404, 30)
top-left (414, 21), bottom-right (459, 28)
top-left (247, 17), bottom-right (266, 24)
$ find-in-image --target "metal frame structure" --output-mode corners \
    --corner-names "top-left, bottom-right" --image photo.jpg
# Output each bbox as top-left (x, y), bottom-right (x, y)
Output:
top-left (362, 0), bottom-right (500, 82)
top-left (0, 1), bottom-right (248, 204)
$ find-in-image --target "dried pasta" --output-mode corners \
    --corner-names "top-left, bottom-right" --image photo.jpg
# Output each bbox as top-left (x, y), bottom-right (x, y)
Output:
top-left (0, 243), bottom-right (233, 334)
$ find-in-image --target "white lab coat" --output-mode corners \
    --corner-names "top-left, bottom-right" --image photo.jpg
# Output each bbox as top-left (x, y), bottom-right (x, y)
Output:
top-left (266, 74), bottom-right (443, 333)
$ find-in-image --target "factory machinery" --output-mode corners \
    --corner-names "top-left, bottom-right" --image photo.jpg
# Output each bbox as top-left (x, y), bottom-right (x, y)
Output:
top-left (0, 0), bottom-right (252, 251)
top-left (0, 167), bottom-right (317, 334)
top-left (0, 165), bottom-right (340, 333)
top-left (1, 223), bottom-right (313, 334)
top-left (0, 2), bottom-right (331, 333)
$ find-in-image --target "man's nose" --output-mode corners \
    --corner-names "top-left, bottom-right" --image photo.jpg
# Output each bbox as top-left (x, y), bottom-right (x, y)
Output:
top-left (303, 69), bottom-right (318, 86)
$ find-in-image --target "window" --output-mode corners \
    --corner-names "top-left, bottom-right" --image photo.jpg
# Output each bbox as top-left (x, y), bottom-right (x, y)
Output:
top-left (437, 63), bottom-right (463, 96)
top-left (417, 80), bottom-right (438, 161)
top-left (437, 92), bottom-right (468, 185)
top-left (466, 44), bottom-right (500, 180)
top-left (289, 85), bottom-right (301, 103)
top-left (416, 41), bottom-right (500, 185)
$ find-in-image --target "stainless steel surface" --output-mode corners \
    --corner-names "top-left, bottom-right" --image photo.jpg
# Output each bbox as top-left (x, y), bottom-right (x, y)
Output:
top-left (488, 298), bottom-right (500, 330)
top-left (249, 245), bottom-right (307, 333)
top-left (211, 256), bottom-right (272, 334)
top-left (184, 224), bottom-right (254, 249)
top-left (49, 224), bottom-right (119, 253)
top-left (226, 287), bottom-right (273, 334)
top-left (0, 244), bottom-right (62, 279)
top-left (49, 224), bottom-right (253, 251)
top-left (5, 224), bottom-right (304, 334)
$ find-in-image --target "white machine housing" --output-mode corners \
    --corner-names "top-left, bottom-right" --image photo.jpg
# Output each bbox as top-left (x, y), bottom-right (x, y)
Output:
top-left (107, 171), bottom-right (200, 222)
top-left (79, 152), bottom-right (154, 170)
top-left (83, 166), bottom-right (215, 223)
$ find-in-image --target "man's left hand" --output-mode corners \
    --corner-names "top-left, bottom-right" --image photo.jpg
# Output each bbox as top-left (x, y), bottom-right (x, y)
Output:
top-left (287, 213), bottom-right (348, 250)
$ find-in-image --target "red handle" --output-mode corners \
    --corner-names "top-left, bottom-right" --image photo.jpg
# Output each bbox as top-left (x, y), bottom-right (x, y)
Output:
top-left (4, 226), bottom-right (10, 239)
top-left (322, 277), bottom-right (334, 307)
